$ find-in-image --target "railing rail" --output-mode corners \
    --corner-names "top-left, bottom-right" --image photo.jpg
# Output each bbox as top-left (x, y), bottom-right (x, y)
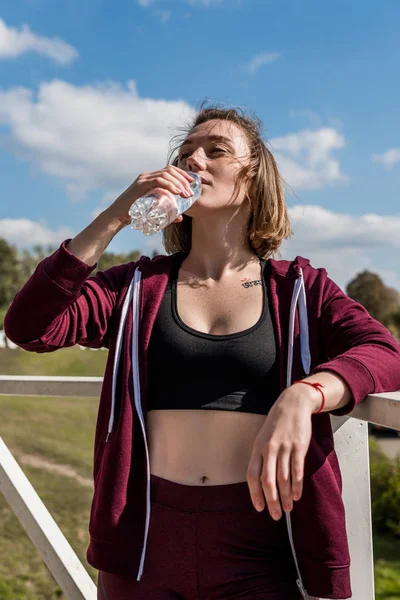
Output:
top-left (1, 375), bottom-right (399, 429)
top-left (1, 375), bottom-right (399, 600)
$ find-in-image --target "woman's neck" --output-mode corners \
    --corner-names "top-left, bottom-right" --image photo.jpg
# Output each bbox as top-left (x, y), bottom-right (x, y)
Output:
top-left (184, 211), bottom-right (259, 280)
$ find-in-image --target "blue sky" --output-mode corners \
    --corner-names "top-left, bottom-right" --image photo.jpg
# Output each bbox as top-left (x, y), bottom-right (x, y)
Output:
top-left (0, 0), bottom-right (399, 289)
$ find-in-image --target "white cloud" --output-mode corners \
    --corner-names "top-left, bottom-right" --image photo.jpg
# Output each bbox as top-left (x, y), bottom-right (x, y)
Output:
top-left (0, 79), bottom-right (194, 198)
top-left (137, 0), bottom-right (155, 6)
top-left (0, 218), bottom-right (73, 248)
top-left (281, 205), bottom-right (400, 289)
top-left (246, 52), bottom-right (281, 74)
top-left (0, 18), bottom-right (78, 65)
top-left (372, 148), bottom-right (400, 170)
top-left (0, 79), bottom-right (349, 199)
top-left (270, 128), bottom-right (348, 190)
top-left (288, 205), bottom-right (400, 249)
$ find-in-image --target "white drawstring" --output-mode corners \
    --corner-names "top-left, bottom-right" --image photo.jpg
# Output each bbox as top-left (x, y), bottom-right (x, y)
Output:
top-left (106, 276), bottom-right (135, 442)
top-left (286, 275), bottom-right (302, 389)
top-left (104, 266), bottom-right (150, 581)
top-left (130, 269), bottom-right (152, 581)
top-left (298, 270), bottom-right (311, 376)
top-left (285, 267), bottom-right (313, 600)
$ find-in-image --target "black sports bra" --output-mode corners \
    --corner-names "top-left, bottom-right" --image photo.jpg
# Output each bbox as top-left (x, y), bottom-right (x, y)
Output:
top-left (147, 253), bottom-right (281, 415)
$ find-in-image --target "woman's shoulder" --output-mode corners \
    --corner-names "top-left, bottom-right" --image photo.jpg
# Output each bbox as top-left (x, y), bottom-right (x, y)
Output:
top-left (94, 251), bottom-right (177, 277)
top-left (268, 255), bottom-right (324, 278)
top-left (139, 251), bottom-right (184, 275)
top-left (268, 255), bottom-right (339, 296)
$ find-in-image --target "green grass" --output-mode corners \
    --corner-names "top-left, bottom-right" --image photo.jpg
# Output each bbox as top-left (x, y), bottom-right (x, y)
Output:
top-left (0, 348), bottom-right (103, 598)
top-left (0, 346), bottom-right (107, 376)
top-left (1, 467), bottom-right (95, 600)
top-left (374, 534), bottom-right (400, 599)
top-left (0, 347), bottom-right (399, 598)
top-left (0, 394), bottom-right (98, 599)
top-left (0, 395), bottom-right (96, 478)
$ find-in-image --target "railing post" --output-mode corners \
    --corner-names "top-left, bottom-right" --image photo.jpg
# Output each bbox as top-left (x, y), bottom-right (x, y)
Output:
top-left (330, 416), bottom-right (375, 600)
top-left (0, 437), bottom-right (97, 600)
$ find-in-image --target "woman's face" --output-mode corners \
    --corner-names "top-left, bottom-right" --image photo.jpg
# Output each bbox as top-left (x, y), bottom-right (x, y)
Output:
top-left (177, 119), bottom-right (251, 217)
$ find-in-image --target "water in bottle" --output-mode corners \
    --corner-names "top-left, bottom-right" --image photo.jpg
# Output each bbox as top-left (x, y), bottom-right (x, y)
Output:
top-left (129, 172), bottom-right (202, 236)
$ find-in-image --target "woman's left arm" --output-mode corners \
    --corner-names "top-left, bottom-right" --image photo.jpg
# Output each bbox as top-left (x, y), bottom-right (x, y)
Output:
top-left (311, 273), bottom-right (400, 415)
top-left (247, 273), bottom-right (400, 520)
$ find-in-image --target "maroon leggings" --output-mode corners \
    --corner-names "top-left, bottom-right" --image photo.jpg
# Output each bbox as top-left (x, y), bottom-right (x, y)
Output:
top-left (98, 473), bottom-right (302, 600)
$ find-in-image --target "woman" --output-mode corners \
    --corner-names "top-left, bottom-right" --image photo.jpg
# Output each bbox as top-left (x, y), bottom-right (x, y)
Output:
top-left (5, 105), bottom-right (400, 600)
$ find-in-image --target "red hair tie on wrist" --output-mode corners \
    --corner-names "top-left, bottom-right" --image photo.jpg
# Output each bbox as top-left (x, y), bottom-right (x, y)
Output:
top-left (293, 380), bottom-right (326, 414)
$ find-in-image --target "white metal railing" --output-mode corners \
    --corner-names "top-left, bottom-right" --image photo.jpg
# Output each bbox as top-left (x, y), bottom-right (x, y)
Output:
top-left (0, 376), bottom-right (399, 600)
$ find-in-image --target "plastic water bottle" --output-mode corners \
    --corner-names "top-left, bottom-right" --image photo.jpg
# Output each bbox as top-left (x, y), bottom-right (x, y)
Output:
top-left (129, 172), bottom-right (202, 236)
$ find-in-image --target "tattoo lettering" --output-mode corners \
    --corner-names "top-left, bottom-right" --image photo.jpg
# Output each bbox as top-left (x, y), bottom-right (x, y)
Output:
top-left (240, 277), bottom-right (262, 289)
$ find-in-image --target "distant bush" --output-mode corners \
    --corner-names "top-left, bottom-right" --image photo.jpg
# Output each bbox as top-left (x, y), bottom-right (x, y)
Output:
top-left (370, 437), bottom-right (400, 537)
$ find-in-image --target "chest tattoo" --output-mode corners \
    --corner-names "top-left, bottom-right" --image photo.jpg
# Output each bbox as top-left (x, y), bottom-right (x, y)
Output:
top-left (240, 277), bottom-right (262, 289)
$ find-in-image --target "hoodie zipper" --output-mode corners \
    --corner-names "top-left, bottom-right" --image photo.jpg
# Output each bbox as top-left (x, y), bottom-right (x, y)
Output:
top-left (130, 268), bottom-right (151, 582)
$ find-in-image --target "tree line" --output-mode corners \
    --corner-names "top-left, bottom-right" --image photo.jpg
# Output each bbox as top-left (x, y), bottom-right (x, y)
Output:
top-left (1, 237), bottom-right (400, 338)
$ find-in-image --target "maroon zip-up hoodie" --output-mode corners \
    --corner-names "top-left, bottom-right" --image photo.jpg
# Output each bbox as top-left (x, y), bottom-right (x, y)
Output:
top-left (5, 240), bottom-right (400, 599)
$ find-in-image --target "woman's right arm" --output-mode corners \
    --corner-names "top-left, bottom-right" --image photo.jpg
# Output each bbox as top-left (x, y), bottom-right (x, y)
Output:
top-left (66, 163), bottom-right (194, 264)
top-left (4, 166), bottom-right (194, 352)
top-left (3, 211), bottom-right (127, 352)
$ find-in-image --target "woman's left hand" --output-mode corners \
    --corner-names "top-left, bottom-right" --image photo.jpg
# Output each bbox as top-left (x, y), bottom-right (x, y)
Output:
top-left (246, 386), bottom-right (317, 520)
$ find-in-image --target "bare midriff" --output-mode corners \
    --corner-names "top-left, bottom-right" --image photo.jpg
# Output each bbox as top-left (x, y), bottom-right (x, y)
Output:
top-left (147, 409), bottom-right (266, 485)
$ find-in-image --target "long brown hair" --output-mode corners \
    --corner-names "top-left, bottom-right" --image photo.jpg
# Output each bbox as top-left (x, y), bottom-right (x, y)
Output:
top-left (162, 101), bottom-right (292, 259)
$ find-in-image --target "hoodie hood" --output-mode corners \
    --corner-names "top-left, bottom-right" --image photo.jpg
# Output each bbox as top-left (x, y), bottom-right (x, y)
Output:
top-left (269, 255), bottom-right (311, 278)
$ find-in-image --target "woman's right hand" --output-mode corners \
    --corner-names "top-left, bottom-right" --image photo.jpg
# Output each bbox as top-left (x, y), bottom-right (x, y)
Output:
top-left (107, 165), bottom-right (195, 226)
